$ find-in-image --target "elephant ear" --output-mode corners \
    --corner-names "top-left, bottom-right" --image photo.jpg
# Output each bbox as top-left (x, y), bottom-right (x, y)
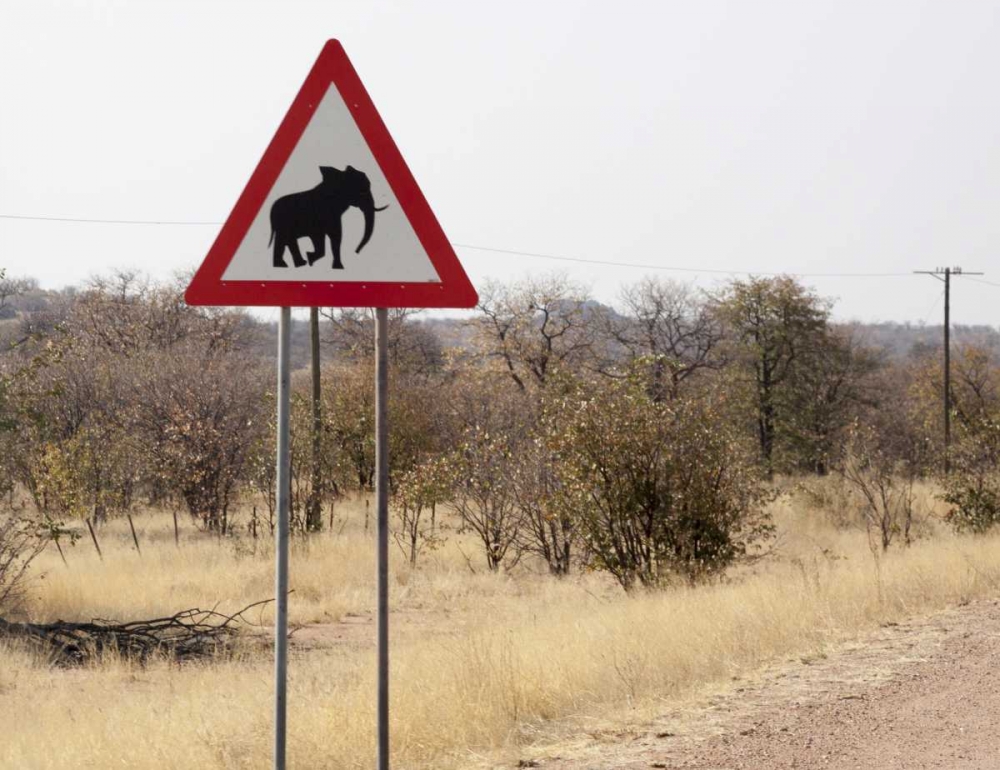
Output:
top-left (319, 166), bottom-right (340, 183)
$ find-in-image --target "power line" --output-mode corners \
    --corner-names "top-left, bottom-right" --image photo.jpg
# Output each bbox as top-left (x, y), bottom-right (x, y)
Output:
top-left (0, 211), bottom-right (992, 282)
top-left (0, 213), bottom-right (220, 226)
top-left (451, 243), bottom-right (913, 278)
top-left (966, 276), bottom-right (1000, 288)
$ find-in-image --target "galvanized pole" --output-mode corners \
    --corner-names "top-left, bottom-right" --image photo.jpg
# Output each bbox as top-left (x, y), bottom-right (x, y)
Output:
top-left (274, 306), bottom-right (292, 770)
top-left (308, 306), bottom-right (323, 531)
top-left (943, 268), bottom-right (951, 475)
top-left (375, 307), bottom-right (390, 770)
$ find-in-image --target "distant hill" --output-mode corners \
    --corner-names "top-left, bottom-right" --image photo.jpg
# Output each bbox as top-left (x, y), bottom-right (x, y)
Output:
top-left (847, 321), bottom-right (1000, 360)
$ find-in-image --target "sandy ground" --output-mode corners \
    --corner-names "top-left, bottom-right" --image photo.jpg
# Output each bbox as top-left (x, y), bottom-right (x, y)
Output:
top-left (520, 598), bottom-right (1000, 770)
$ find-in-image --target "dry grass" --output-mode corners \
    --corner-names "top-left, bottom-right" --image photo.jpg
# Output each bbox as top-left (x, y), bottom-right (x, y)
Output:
top-left (4, 483), bottom-right (1000, 769)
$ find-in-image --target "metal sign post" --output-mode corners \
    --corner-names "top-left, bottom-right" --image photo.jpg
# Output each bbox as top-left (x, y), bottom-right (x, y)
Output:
top-left (374, 307), bottom-right (390, 770)
top-left (274, 306), bottom-right (292, 770)
top-left (183, 40), bottom-right (478, 770)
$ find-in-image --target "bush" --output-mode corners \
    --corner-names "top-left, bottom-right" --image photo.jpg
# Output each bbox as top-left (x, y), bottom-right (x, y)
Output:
top-left (839, 423), bottom-right (917, 551)
top-left (942, 416), bottom-right (1000, 533)
top-left (548, 374), bottom-right (772, 590)
top-left (0, 514), bottom-right (46, 616)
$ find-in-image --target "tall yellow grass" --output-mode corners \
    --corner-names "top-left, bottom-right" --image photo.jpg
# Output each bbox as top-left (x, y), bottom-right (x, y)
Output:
top-left (3, 484), bottom-right (998, 769)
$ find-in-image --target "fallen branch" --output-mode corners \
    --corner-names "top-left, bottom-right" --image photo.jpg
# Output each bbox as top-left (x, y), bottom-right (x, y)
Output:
top-left (0, 598), bottom-right (273, 665)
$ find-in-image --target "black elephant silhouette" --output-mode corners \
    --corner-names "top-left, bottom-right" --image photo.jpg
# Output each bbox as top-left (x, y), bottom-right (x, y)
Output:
top-left (268, 165), bottom-right (388, 269)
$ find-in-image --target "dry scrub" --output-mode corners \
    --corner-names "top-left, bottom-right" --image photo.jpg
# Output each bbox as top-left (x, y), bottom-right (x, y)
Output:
top-left (4, 487), bottom-right (1000, 769)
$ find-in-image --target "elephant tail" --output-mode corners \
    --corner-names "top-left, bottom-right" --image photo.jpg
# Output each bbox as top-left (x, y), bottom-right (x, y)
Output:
top-left (268, 229), bottom-right (275, 247)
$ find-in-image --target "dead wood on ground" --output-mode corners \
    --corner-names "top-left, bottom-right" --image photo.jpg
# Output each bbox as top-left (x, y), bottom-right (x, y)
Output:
top-left (0, 599), bottom-right (272, 665)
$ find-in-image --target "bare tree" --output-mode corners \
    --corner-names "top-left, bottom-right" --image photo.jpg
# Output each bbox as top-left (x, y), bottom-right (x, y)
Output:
top-left (473, 274), bottom-right (597, 390)
top-left (321, 307), bottom-right (442, 374)
top-left (601, 277), bottom-right (724, 400)
top-left (74, 271), bottom-right (254, 357)
top-left (839, 423), bottom-right (916, 552)
top-left (0, 270), bottom-right (35, 320)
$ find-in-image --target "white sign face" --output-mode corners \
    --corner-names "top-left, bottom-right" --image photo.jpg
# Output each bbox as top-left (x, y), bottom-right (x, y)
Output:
top-left (221, 84), bottom-right (441, 284)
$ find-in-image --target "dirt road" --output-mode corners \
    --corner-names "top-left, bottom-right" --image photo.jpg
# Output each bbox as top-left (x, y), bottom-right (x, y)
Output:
top-left (526, 599), bottom-right (1000, 770)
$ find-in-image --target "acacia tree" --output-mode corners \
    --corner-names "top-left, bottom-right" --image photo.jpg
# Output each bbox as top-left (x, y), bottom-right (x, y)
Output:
top-left (714, 276), bottom-right (830, 476)
top-left (549, 373), bottom-right (772, 590)
top-left (901, 343), bottom-right (1000, 470)
top-left (0, 270), bottom-right (261, 527)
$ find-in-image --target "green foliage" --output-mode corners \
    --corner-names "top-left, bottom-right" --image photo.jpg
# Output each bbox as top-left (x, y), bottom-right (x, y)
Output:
top-left (714, 276), bottom-right (832, 475)
top-left (548, 373), bottom-right (773, 590)
top-left (780, 328), bottom-right (881, 475)
top-left (509, 427), bottom-right (574, 576)
top-left (0, 513), bottom-right (47, 615)
top-left (391, 457), bottom-right (451, 566)
top-left (941, 415), bottom-right (1000, 534)
top-left (36, 425), bottom-right (140, 521)
top-left (449, 406), bottom-right (525, 572)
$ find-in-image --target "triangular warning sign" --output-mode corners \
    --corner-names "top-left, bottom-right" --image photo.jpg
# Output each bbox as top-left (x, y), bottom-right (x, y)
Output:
top-left (185, 40), bottom-right (477, 309)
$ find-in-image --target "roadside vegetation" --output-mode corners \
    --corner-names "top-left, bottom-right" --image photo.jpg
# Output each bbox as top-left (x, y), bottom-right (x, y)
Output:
top-left (1, 267), bottom-right (999, 767)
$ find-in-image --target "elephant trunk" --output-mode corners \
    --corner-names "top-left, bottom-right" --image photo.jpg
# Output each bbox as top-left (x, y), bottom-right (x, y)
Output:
top-left (355, 191), bottom-right (389, 254)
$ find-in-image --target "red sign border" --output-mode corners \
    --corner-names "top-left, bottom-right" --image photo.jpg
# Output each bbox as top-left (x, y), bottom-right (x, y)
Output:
top-left (185, 40), bottom-right (478, 309)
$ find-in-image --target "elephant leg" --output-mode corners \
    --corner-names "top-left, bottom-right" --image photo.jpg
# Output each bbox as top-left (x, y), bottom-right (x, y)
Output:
top-left (273, 235), bottom-right (289, 268)
top-left (287, 238), bottom-right (307, 268)
top-left (306, 232), bottom-right (326, 266)
top-left (329, 220), bottom-right (344, 269)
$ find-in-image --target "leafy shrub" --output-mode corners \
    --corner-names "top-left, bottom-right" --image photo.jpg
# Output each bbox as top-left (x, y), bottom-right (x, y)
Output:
top-left (548, 374), bottom-right (773, 590)
top-left (942, 416), bottom-right (1000, 533)
top-left (0, 514), bottom-right (46, 616)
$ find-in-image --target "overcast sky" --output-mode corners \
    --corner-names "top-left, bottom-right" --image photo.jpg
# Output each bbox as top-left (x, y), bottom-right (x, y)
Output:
top-left (1, 0), bottom-right (998, 326)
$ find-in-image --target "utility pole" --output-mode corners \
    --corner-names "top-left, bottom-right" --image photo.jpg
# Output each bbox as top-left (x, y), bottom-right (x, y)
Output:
top-left (914, 267), bottom-right (985, 473)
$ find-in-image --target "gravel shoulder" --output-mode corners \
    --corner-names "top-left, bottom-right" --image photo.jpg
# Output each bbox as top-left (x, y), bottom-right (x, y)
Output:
top-left (522, 598), bottom-right (1000, 770)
